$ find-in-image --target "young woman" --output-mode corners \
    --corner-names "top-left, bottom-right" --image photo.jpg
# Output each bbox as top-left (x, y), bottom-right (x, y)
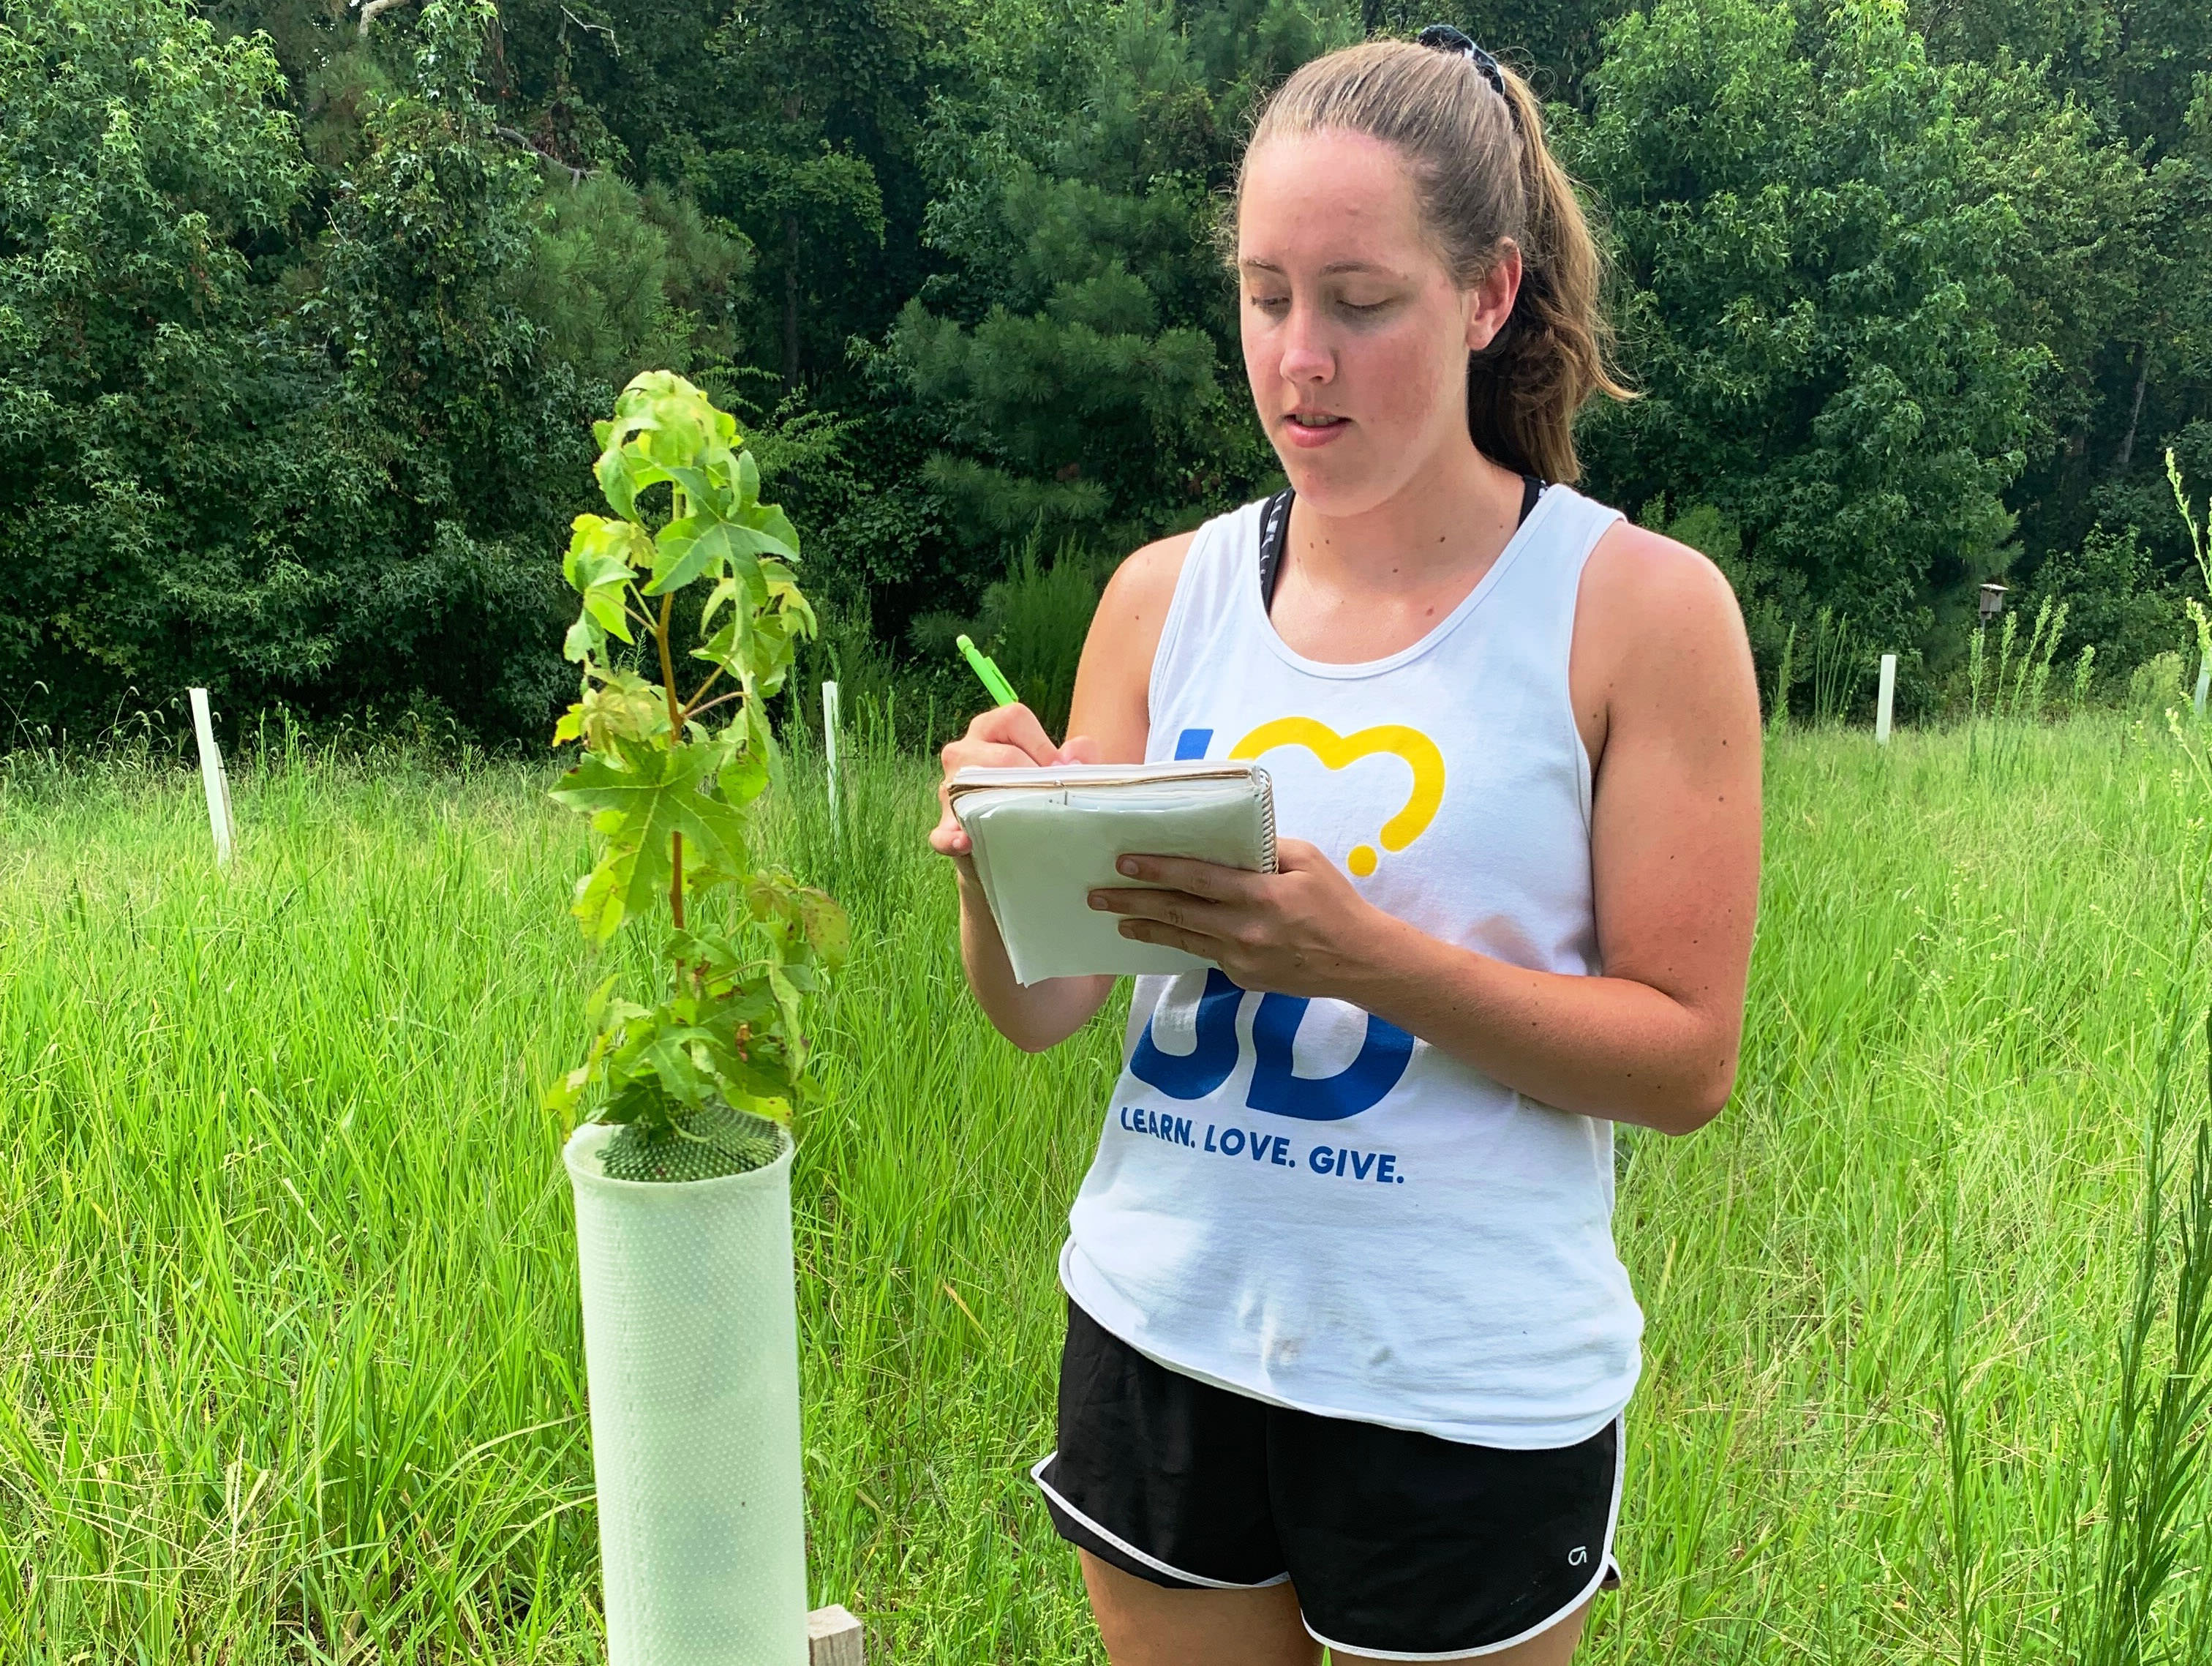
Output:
top-left (930, 30), bottom-right (1760, 1665)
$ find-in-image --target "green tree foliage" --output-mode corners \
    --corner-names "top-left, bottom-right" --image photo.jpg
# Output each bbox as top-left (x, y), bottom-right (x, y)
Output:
top-left (515, 173), bottom-right (755, 395)
top-left (0, 0), bottom-right (592, 739)
top-left (0, 0), bottom-right (307, 724)
top-left (489, 0), bottom-right (937, 394)
top-left (1562, 0), bottom-right (2144, 661)
top-left (884, 0), bottom-right (1359, 552)
top-left (6, 0), bottom-right (2210, 740)
top-left (2033, 524), bottom-right (2183, 683)
top-left (1910, 0), bottom-right (2212, 617)
top-left (290, 0), bottom-right (596, 735)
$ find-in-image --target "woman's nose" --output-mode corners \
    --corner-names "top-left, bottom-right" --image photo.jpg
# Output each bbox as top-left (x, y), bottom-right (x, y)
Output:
top-left (1277, 304), bottom-right (1334, 384)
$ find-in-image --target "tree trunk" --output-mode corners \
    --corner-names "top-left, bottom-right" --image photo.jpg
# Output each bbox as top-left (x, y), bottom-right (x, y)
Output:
top-left (2114, 348), bottom-right (2150, 476)
top-left (783, 214), bottom-right (801, 392)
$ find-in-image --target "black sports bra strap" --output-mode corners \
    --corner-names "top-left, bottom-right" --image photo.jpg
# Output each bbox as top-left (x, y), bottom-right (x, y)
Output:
top-left (1258, 476), bottom-right (1547, 614)
top-left (1255, 489), bottom-right (1295, 611)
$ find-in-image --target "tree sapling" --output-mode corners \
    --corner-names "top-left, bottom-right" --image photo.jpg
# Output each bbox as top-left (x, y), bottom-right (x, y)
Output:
top-left (546, 372), bottom-right (847, 1182)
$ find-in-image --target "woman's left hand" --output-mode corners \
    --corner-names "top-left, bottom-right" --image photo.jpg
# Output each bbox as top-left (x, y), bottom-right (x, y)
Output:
top-left (1088, 838), bottom-right (1393, 999)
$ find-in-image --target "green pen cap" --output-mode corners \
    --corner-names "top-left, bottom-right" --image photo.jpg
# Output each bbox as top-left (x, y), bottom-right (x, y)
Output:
top-left (956, 634), bottom-right (1020, 708)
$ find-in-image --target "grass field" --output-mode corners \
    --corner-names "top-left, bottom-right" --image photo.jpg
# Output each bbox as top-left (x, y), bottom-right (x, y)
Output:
top-left (3, 713), bottom-right (2211, 1662)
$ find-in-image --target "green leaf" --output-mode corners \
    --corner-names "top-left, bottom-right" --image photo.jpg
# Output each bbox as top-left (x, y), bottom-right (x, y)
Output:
top-left (797, 889), bottom-right (851, 970)
top-left (594, 442), bottom-right (666, 525)
top-left (647, 515), bottom-right (753, 597)
top-left (564, 517), bottom-right (647, 640)
top-left (698, 575), bottom-right (741, 634)
top-left (705, 1038), bottom-right (794, 1105)
top-left (664, 462), bottom-right (732, 519)
top-left (740, 502), bottom-right (800, 560)
top-left (551, 740), bottom-right (752, 940)
top-left (637, 1032), bottom-right (716, 1108)
top-left (584, 972), bottom-right (623, 1027)
top-left (570, 847), bottom-right (636, 941)
top-left (764, 964), bottom-right (808, 1060)
top-left (558, 669), bottom-right (672, 753)
top-left (719, 742), bottom-right (770, 806)
top-left (597, 1077), bottom-right (668, 1129)
top-left (647, 514), bottom-right (798, 599)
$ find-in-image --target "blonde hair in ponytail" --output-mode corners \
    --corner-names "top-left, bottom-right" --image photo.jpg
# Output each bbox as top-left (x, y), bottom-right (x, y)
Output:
top-left (1230, 38), bottom-right (1630, 484)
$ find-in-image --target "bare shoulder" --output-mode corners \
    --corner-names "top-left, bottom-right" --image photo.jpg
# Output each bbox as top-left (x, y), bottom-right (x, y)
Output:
top-left (1583, 520), bottom-right (1742, 637)
top-left (1096, 528), bottom-right (1199, 639)
top-left (1581, 522), bottom-right (1750, 675)
top-left (1572, 519), bottom-right (1758, 755)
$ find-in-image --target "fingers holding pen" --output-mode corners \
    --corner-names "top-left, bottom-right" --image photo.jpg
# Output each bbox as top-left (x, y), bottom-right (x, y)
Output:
top-left (930, 702), bottom-right (1094, 857)
top-left (971, 702), bottom-right (1063, 765)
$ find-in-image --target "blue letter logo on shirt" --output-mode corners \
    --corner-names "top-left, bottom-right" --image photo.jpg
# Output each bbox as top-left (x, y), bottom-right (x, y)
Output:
top-left (1129, 967), bottom-right (1244, 1100)
top-left (1130, 975), bottom-right (1415, 1118)
top-left (1246, 994), bottom-right (1416, 1122)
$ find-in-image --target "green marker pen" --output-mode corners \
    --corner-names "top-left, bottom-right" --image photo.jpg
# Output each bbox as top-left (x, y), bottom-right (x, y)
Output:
top-left (956, 634), bottom-right (1021, 708)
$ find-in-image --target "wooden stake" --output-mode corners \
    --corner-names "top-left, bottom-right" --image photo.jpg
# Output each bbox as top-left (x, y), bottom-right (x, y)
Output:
top-left (188, 688), bottom-right (234, 867)
top-left (823, 680), bottom-right (843, 847)
top-left (1876, 654), bottom-right (1897, 746)
top-left (808, 1604), bottom-right (865, 1665)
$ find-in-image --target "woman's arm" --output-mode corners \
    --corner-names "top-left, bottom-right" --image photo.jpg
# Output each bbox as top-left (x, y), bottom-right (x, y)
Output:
top-left (1088, 524), bottom-right (1761, 1134)
top-left (928, 530), bottom-right (1193, 1052)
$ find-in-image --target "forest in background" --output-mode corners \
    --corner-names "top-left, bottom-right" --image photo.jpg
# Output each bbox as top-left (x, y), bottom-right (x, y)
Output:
top-left (1, 0), bottom-right (2207, 745)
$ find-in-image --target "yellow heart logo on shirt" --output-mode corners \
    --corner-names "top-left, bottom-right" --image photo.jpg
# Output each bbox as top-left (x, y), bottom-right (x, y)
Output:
top-left (1229, 717), bottom-right (1445, 877)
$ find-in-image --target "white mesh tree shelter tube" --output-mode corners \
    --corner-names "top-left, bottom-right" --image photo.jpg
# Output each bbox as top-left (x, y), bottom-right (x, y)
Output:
top-left (566, 1122), bottom-right (808, 1666)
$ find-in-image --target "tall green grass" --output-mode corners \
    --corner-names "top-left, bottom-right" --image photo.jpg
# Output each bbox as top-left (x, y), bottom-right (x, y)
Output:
top-left (1, 716), bottom-right (2210, 1662)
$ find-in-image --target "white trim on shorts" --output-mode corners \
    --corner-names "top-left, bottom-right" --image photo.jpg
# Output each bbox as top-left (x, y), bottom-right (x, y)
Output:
top-left (1029, 1452), bottom-right (1294, 1592)
top-left (1298, 1412), bottom-right (1628, 1661)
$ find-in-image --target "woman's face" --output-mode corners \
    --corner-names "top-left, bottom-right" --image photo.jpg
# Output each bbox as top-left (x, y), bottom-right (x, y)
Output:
top-left (1237, 128), bottom-right (1516, 515)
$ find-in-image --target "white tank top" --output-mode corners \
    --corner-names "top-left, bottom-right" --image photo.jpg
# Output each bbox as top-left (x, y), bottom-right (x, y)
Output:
top-left (1059, 484), bottom-right (1642, 1449)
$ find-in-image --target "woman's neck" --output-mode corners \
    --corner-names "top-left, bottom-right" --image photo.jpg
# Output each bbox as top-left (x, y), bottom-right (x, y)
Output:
top-left (1289, 441), bottom-right (1527, 599)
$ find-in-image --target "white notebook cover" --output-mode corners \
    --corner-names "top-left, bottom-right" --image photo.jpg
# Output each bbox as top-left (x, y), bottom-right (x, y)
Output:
top-left (948, 761), bottom-right (1277, 984)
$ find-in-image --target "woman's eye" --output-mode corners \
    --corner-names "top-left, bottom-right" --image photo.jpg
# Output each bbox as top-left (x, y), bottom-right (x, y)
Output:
top-left (1248, 293), bottom-right (1290, 312)
top-left (1339, 298), bottom-right (1391, 315)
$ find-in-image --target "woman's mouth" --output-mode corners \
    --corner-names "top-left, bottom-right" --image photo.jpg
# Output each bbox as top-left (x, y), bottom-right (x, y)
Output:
top-left (1283, 410), bottom-right (1350, 448)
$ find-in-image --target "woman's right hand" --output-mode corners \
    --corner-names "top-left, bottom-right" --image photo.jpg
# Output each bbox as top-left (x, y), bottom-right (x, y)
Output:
top-left (931, 705), bottom-right (1098, 857)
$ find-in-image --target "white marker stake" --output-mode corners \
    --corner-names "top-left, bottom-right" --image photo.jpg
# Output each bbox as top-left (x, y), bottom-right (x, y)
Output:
top-left (2197, 657), bottom-right (2209, 718)
top-left (822, 680), bottom-right (842, 847)
top-left (188, 688), bottom-right (234, 867)
top-left (1876, 654), bottom-right (1897, 746)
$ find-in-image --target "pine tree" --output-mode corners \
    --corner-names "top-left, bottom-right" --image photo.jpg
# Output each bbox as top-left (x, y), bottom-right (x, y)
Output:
top-left (887, 0), bottom-right (1358, 554)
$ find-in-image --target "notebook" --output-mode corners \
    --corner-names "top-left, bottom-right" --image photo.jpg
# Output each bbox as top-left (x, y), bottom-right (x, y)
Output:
top-left (948, 759), bottom-right (1278, 984)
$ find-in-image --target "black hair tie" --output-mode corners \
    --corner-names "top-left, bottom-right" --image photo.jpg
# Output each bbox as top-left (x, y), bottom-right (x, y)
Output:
top-left (1416, 22), bottom-right (1511, 109)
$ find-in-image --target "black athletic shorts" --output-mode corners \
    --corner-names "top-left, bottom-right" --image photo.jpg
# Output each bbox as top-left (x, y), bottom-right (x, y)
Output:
top-left (1033, 1299), bottom-right (1623, 1659)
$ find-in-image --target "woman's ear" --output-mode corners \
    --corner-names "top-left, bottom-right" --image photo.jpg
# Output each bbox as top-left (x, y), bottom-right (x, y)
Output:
top-left (1465, 242), bottom-right (1523, 353)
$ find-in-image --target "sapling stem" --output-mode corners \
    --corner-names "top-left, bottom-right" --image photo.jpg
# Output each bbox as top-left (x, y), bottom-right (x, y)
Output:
top-left (656, 596), bottom-right (681, 732)
top-left (671, 830), bottom-right (686, 930)
top-left (681, 665), bottom-right (724, 721)
top-left (655, 593), bottom-right (688, 931)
